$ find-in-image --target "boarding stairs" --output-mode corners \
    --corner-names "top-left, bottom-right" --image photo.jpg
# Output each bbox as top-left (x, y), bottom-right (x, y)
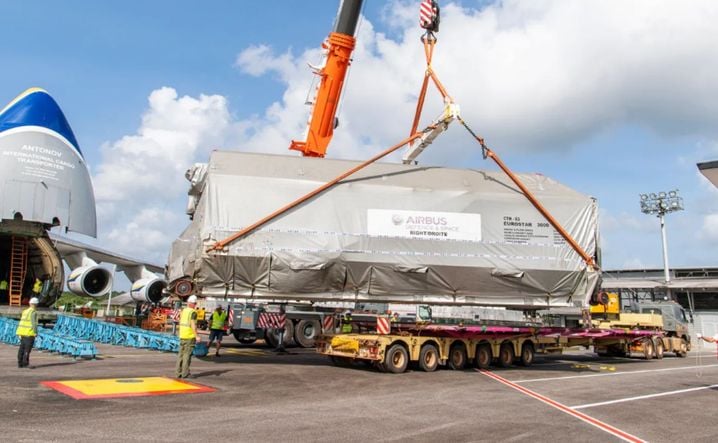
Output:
top-left (9, 236), bottom-right (28, 306)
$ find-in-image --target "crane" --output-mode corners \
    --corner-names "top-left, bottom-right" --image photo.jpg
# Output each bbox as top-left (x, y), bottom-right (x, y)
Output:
top-left (289, 0), bottom-right (363, 158)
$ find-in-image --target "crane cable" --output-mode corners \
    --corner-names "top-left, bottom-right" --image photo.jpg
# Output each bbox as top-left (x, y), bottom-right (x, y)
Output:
top-left (456, 115), bottom-right (598, 271)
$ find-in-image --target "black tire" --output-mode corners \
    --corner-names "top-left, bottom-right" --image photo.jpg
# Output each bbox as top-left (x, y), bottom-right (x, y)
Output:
top-left (419, 344), bottom-right (440, 372)
top-left (497, 342), bottom-right (515, 368)
top-left (476, 343), bottom-right (492, 369)
top-left (384, 344), bottom-right (409, 374)
top-left (448, 343), bottom-right (467, 370)
top-left (295, 319), bottom-right (321, 348)
top-left (519, 341), bottom-right (535, 367)
top-left (232, 330), bottom-right (257, 345)
top-left (653, 337), bottom-right (664, 359)
top-left (608, 344), bottom-right (628, 358)
top-left (264, 323), bottom-right (295, 348)
top-left (676, 339), bottom-right (688, 358)
top-left (642, 338), bottom-right (654, 360)
top-left (373, 361), bottom-right (386, 372)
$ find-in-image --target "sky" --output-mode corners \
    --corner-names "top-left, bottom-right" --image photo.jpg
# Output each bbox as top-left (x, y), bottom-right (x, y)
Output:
top-left (2, 0), bottom-right (717, 278)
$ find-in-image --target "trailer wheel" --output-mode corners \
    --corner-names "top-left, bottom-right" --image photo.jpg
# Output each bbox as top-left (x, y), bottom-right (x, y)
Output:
top-left (384, 344), bottom-right (409, 374)
top-left (232, 330), bottom-right (257, 345)
top-left (642, 338), bottom-right (654, 360)
top-left (476, 343), bottom-right (492, 369)
top-left (653, 337), bottom-right (664, 359)
top-left (264, 323), bottom-right (295, 348)
top-left (419, 344), bottom-right (440, 372)
top-left (448, 343), bottom-right (467, 370)
top-left (676, 339), bottom-right (688, 358)
top-left (295, 320), bottom-right (321, 348)
top-left (519, 342), bottom-right (535, 367)
top-left (497, 342), bottom-right (515, 368)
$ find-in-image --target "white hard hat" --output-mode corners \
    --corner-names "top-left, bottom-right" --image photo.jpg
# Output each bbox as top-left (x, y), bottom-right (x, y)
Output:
top-left (29, 297), bottom-right (39, 305)
top-left (187, 295), bottom-right (198, 303)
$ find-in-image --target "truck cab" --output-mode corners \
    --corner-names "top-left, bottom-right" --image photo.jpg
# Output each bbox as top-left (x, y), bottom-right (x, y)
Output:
top-left (634, 301), bottom-right (691, 345)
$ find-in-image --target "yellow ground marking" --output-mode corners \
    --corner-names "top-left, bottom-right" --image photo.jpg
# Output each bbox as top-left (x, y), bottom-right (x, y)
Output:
top-left (41, 377), bottom-right (215, 399)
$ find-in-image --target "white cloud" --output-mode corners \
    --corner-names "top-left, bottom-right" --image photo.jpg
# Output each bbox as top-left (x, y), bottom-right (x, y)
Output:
top-left (92, 87), bottom-right (231, 262)
top-left (700, 214), bottom-right (718, 243)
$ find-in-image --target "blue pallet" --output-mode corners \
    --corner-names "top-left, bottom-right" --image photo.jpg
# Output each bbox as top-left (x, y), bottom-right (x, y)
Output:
top-left (53, 315), bottom-right (180, 353)
top-left (0, 317), bottom-right (97, 358)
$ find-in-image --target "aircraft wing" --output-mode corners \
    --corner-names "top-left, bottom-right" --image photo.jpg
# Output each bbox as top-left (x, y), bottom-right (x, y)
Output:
top-left (49, 233), bottom-right (165, 274)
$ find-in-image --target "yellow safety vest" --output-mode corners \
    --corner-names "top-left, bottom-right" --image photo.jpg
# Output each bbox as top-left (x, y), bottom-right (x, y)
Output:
top-left (210, 311), bottom-right (227, 330)
top-left (341, 316), bottom-right (353, 333)
top-left (33, 279), bottom-right (42, 293)
top-left (179, 307), bottom-right (196, 340)
top-left (0, 280), bottom-right (8, 290)
top-left (16, 307), bottom-right (37, 337)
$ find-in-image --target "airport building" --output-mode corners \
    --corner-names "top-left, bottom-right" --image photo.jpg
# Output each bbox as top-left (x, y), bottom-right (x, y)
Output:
top-left (603, 267), bottom-right (718, 339)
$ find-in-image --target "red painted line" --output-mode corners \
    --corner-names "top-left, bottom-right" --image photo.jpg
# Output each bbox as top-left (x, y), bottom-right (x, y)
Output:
top-left (476, 370), bottom-right (645, 443)
top-left (41, 380), bottom-right (215, 400)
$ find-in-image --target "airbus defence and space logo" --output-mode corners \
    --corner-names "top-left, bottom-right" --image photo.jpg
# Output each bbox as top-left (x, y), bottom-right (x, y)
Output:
top-left (368, 209), bottom-right (481, 241)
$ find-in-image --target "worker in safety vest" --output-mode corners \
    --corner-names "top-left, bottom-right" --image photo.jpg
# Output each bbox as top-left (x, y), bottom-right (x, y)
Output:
top-left (16, 297), bottom-right (39, 368)
top-left (207, 305), bottom-right (228, 357)
top-left (341, 310), bottom-right (353, 333)
top-left (32, 278), bottom-right (42, 295)
top-left (175, 295), bottom-right (199, 378)
top-left (0, 278), bottom-right (8, 301)
top-left (391, 312), bottom-right (400, 323)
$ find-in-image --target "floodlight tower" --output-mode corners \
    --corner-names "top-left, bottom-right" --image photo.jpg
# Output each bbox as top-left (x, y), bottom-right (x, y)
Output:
top-left (639, 190), bottom-right (684, 287)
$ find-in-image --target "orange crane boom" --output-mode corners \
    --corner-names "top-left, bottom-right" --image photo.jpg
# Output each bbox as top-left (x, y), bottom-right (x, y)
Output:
top-left (289, 0), bottom-right (363, 158)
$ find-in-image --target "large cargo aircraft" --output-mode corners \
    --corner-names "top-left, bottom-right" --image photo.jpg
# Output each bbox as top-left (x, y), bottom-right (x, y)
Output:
top-left (0, 88), bottom-right (166, 307)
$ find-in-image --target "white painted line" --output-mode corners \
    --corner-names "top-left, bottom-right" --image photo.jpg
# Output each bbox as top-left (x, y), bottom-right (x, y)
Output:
top-left (477, 369), bottom-right (646, 443)
top-left (513, 364), bottom-right (718, 383)
top-left (572, 384), bottom-right (718, 410)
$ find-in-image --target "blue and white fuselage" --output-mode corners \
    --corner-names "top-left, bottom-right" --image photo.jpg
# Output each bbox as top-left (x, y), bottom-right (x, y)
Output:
top-left (0, 87), bottom-right (96, 235)
top-left (0, 88), bottom-right (165, 307)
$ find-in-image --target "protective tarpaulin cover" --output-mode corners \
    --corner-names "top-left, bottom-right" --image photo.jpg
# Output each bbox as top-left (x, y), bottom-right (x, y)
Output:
top-left (168, 151), bottom-right (599, 308)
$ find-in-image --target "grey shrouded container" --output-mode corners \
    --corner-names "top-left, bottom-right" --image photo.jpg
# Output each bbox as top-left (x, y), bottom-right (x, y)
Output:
top-left (168, 151), bottom-right (600, 308)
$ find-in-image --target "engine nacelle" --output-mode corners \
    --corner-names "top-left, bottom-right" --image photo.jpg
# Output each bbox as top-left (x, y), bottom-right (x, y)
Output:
top-left (67, 265), bottom-right (113, 297)
top-left (130, 277), bottom-right (168, 303)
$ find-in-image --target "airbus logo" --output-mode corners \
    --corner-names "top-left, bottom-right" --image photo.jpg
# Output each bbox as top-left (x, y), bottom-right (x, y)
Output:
top-left (391, 214), bottom-right (404, 225)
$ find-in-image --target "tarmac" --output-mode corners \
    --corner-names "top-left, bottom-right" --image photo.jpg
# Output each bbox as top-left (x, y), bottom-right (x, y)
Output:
top-left (2, 333), bottom-right (717, 442)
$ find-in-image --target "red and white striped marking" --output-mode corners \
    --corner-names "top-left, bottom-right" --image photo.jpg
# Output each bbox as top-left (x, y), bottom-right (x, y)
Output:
top-left (322, 315), bottom-right (335, 333)
top-left (477, 369), bottom-right (645, 443)
top-left (257, 313), bottom-right (286, 329)
top-left (419, 0), bottom-right (435, 28)
top-left (376, 316), bottom-right (390, 335)
top-left (170, 309), bottom-right (180, 323)
top-left (227, 306), bottom-right (235, 329)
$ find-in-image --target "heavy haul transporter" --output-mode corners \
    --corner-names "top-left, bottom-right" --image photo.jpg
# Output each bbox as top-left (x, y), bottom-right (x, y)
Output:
top-left (316, 296), bottom-right (691, 373)
top-left (166, 0), bottom-right (689, 370)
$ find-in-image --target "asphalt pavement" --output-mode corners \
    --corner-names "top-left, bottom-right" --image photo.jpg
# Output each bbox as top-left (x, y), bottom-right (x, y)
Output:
top-left (1, 335), bottom-right (717, 442)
